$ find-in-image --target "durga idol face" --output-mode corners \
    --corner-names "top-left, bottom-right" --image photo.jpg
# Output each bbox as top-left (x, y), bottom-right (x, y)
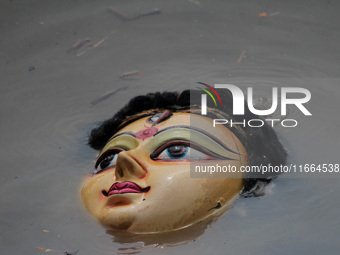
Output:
top-left (81, 112), bottom-right (247, 233)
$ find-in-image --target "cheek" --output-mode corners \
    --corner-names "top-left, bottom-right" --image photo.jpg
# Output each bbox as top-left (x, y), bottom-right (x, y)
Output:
top-left (145, 164), bottom-right (210, 209)
top-left (145, 164), bottom-right (243, 209)
top-left (126, 164), bottom-right (243, 232)
top-left (80, 171), bottom-right (115, 211)
top-left (145, 162), bottom-right (190, 186)
top-left (203, 178), bottom-right (243, 199)
top-left (81, 178), bottom-right (102, 207)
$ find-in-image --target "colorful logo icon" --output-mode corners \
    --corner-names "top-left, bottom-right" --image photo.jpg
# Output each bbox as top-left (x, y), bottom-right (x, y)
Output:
top-left (196, 82), bottom-right (223, 107)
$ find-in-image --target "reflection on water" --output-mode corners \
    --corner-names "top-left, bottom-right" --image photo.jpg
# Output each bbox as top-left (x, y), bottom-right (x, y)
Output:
top-left (1, 0), bottom-right (340, 254)
top-left (108, 220), bottom-right (208, 251)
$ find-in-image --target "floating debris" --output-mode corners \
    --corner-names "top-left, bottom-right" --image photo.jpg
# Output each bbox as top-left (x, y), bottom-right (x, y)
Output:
top-left (120, 71), bottom-right (139, 79)
top-left (269, 11), bottom-right (280, 16)
top-left (136, 9), bottom-right (161, 20)
top-left (187, 0), bottom-right (201, 6)
top-left (67, 38), bottom-right (92, 54)
top-left (35, 247), bottom-right (79, 255)
top-left (108, 6), bottom-right (161, 21)
top-left (93, 37), bottom-right (107, 48)
top-left (258, 12), bottom-right (268, 17)
top-left (120, 71), bottom-right (144, 79)
top-left (107, 6), bottom-right (131, 21)
top-left (28, 65), bottom-right (35, 72)
top-left (90, 87), bottom-right (127, 107)
top-left (237, 50), bottom-right (246, 64)
top-left (63, 250), bottom-right (79, 255)
top-left (76, 37), bottom-right (107, 57)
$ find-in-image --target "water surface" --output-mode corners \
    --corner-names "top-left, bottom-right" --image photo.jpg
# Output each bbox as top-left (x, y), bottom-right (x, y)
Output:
top-left (1, 0), bottom-right (339, 254)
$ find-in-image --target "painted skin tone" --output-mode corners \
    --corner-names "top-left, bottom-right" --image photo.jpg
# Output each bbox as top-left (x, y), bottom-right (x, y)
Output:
top-left (81, 113), bottom-right (248, 233)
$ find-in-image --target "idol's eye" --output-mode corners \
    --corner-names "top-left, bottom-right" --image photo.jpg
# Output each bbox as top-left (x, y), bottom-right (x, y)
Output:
top-left (161, 144), bottom-right (189, 159)
top-left (151, 140), bottom-right (227, 161)
top-left (99, 153), bottom-right (117, 169)
top-left (93, 148), bottom-right (123, 174)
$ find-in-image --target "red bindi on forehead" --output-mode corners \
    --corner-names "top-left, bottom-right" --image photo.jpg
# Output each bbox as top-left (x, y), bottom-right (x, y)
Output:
top-left (135, 126), bottom-right (158, 141)
top-left (134, 110), bottom-right (173, 141)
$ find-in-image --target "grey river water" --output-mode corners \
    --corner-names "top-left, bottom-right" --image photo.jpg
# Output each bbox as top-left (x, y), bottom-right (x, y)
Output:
top-left (1, 0), bottom-right (340, 254)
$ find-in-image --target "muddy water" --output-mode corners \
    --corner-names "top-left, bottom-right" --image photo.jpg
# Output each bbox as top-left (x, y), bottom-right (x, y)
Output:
top-left (1, 0), bottom-right (339, 254)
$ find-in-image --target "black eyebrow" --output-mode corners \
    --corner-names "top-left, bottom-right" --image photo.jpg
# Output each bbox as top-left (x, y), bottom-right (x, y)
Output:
top-left (107, 132), bottom-right (136, 143)
top-left (153, 125), bottom-right (240, 155)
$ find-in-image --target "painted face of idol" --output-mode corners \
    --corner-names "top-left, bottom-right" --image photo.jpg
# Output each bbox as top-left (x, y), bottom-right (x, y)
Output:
top-left (81, 112), bottom-right (247, 233)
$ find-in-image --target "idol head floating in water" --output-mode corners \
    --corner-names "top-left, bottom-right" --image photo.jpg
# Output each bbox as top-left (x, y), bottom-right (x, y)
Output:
top-left (81, 89), bottom-right (287, 234)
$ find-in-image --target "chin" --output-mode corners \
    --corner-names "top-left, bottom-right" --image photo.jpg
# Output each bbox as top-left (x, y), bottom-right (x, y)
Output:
top-left (99, 210), bottom-right (135, 230)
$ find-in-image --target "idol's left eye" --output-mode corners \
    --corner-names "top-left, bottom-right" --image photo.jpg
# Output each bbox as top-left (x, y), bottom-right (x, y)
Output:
top-left (158, 144), bottom-right (189, 159)
top-left (93, 148), bottom-right (124, 174)
top-left (151, 141), bottom-right (224, 161)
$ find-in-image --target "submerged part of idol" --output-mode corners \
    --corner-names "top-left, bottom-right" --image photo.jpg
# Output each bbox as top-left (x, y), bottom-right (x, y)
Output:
top-left (81, 89), bottom-right (287, 234)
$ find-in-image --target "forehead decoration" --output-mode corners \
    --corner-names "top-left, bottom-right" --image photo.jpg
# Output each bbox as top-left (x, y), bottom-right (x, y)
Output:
top-left (135, 110), bottom-right (173, 141)
top-left (135, 126), bottom-right (158, 141)
top-left (147, 110), bottom-right (173, 126)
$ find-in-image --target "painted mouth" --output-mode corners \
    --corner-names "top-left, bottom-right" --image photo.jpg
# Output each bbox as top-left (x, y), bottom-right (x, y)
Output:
top-left (102, 181), bottom-right (150, 196)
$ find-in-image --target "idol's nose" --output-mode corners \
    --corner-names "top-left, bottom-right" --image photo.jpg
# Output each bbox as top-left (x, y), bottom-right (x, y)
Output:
top-left (114, 151), bottom-right (146, 180)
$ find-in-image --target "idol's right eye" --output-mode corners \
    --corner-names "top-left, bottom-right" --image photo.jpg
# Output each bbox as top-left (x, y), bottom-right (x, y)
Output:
top-left (150, 140), bottom-right (233, 161)
top-left (93, 148), bottom-right (124, 174)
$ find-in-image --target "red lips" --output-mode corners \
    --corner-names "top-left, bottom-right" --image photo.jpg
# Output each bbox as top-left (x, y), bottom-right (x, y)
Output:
top-left (103, 181), bottom-right (150, 196)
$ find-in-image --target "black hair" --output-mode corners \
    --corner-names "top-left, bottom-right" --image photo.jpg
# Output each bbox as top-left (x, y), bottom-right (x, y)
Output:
top-left (89, 89), bottom-right (287, 195)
